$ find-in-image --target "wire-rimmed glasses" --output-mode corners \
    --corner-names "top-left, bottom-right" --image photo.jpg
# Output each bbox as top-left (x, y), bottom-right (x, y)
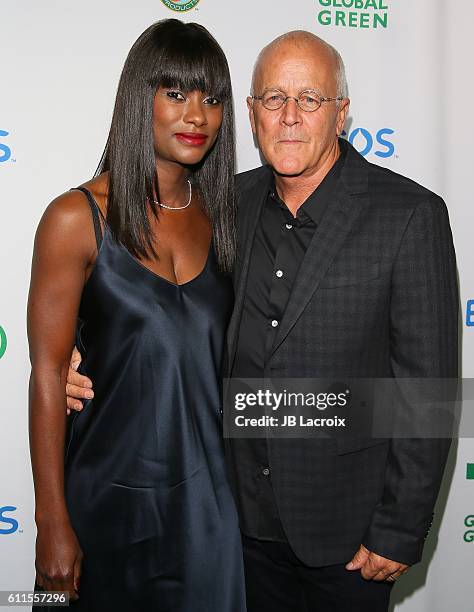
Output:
top-left (251, 89), bottom-right (344, 112)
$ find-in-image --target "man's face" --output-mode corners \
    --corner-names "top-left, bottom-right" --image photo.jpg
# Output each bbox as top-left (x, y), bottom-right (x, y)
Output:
top-left (247, 41), bottom-right (349, 178)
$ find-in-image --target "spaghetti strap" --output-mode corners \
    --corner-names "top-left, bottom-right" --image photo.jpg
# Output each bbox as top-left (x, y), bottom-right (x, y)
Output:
top-left (72, 187), bottom-right (106, 250)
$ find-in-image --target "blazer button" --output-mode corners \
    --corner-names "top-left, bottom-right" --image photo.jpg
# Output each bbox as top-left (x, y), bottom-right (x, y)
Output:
top-left (262, 467), bottom-right (270, 476)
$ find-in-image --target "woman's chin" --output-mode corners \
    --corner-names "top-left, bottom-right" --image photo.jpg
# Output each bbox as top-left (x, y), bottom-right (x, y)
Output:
top-left (171, 149), bottom-right (210, 167)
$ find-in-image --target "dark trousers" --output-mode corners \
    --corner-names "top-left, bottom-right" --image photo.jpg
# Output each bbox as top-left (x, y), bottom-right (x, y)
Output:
top-left (242, 535), bottom-right (393, 612)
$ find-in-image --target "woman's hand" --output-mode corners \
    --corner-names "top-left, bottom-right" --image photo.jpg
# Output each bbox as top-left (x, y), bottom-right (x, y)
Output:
top-left (35, 521), bottom-right (83, 601)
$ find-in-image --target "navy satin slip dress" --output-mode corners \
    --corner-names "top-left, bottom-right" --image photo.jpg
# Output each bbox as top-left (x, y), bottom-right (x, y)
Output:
top-left (47, 187), bottom-right (246, 611)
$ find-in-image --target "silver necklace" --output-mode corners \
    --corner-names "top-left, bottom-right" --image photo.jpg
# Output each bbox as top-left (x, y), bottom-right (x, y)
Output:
top-left (153, 180), bottom-right (192, 211)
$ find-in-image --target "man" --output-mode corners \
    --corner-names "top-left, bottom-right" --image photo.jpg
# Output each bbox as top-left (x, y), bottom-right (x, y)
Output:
top-left (67, 31), bottom-right (458, 611)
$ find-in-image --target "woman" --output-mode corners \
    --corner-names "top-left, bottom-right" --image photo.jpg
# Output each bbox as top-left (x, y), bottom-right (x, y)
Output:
top-left (28, 19), bottom-right (246, 611)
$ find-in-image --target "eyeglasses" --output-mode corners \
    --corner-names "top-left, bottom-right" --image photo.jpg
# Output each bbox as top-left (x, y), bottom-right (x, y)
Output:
top-left (251, 89), bottom-right (344, 112)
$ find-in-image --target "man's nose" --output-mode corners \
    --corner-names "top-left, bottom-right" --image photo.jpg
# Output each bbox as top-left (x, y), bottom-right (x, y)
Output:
top-left (280, 97), bottom-right (301, 127)
top-left (183, 99), bottom-right (207, 127)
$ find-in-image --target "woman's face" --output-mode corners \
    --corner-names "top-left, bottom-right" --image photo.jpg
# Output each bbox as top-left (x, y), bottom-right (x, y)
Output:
top-left (152, 86), bottom-right (224, 167)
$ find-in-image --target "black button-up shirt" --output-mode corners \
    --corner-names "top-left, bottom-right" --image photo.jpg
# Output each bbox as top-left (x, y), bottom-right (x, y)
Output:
top-left (231, 149), bottom-right (346, 541)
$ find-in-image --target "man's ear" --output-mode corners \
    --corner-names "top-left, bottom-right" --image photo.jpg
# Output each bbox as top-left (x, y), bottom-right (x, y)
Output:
top-left (336, 98), bottom-right (350, 136)
top-left (247, 96), bottom-right (256, 134)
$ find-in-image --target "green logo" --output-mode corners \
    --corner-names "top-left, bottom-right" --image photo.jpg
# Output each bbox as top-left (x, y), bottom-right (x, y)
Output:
top-left (464, 515), bottom-right (474, 542)
top-left (464, 467), bottom-right (474, 541)
top-left (0, 326), bottom-right (6, 360)
top-left (317, 0), bottom-right (389, 29)
top-left (160, 0), bottom-right (200, 11)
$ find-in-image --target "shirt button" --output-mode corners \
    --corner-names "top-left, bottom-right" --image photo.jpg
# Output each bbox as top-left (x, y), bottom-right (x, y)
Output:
top-left (285, 223), bottom-right (293, 230)
top-left (271, 320), bottom-right (279, 328)
top-left (276, 270), bottom-right (283, 278)
top-left (262, 468), bottom-right (270, 476)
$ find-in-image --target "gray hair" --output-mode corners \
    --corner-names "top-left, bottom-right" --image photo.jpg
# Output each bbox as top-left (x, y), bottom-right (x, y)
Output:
top-left (251, 30), bottom-right (349, 102)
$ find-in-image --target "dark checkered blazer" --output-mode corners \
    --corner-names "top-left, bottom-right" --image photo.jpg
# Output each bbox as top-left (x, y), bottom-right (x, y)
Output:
top-left (223, 138), bottom-right (458, 567)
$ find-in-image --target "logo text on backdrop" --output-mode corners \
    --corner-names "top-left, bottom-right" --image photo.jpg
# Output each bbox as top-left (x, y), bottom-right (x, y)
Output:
top-left (160, 0), bottom-right (200, 11)
top-left (466, 300), bottom-right (474, 327)
top-left (317, 0), bottom-right (389, 29)
top-left (341, 128), bottom-right (395, 158)
top-left (0, 130), bottom-right (12, 163)
top-left (0, 506), bottom-right (19, 535)
top-left (0, 326), bottom-right (7, 360)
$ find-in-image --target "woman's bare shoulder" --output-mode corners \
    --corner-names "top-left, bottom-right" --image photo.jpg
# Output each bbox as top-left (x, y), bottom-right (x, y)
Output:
top-left (79, 172), bottom-right (109, 218)
top-left (34, 179), bottom-right (106, 260)
top-left (40, 172), bottom-right (108, 232)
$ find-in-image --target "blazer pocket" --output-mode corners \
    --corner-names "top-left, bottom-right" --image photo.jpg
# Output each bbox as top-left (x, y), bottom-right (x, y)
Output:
top-left (335, 435), bottom-right (389, 455)
top-left (319, 262), bottom-right (389, 289)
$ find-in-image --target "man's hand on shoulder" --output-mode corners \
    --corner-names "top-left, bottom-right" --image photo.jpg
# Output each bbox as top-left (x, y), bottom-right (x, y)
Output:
top-left (346, 544), bottom-right (409, 582)
top-left (66, 347), bottom-right (94, 415)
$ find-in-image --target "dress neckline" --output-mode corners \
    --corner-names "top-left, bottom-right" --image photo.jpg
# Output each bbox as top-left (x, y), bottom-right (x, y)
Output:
top-left (119, 237), bottom-right (214, 288)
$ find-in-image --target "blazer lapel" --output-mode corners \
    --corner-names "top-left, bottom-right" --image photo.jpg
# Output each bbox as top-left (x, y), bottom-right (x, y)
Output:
top-left (269, 144), bottom-right (369, 358)
top-left (225, 170), bottom-right (272, 374)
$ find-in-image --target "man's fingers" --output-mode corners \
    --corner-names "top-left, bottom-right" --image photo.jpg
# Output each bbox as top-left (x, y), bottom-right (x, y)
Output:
top-left (372, 566), bottom-right (398, 582)
top-left (67, 368), bottom-right (93, 390)
top-left (66, 371), bottom-right (94, 414)
top-left (361, 555), bottom-right (404, 581)
top-left (66, 396), bottom-right (83, 413)
top-left (71, 347), bottom-right (82, 370)
top-left (359, 553), bottom-right (385, 580)
top-left (66, 381), bottom-right (93, 399)
top-left (66, 380), bottom-right (93, 400)
top-left (345, 544), bottom-right (370, 570)
top-left (385, 567), bottom-right (408, 583)
top-left (350, 546), bottom-right (410, 581)
top-left (361, 564), bottom-right (383, 580)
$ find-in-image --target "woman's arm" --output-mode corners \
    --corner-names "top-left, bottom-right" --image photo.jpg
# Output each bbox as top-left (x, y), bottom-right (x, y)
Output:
top-left (28, 190), bottom-right (97, 600)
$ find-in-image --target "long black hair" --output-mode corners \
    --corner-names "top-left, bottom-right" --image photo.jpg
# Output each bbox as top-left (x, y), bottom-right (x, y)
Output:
top-left (97, 19), bottom-right (236, 272)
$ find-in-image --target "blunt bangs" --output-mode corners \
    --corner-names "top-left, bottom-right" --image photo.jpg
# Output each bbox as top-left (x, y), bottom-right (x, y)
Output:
top-left (148, 23), bottom-right (231, 101)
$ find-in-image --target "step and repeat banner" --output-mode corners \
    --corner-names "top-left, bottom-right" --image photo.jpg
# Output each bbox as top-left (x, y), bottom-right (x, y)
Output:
top-left (1, 1), bottom-right (472, 610)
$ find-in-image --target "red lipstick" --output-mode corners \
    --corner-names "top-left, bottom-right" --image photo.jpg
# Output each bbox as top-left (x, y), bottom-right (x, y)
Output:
top-left (175, 132), bottom-right (208, 146)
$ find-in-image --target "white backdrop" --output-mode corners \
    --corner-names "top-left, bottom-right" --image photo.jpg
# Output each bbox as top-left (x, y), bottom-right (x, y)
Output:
top-left (1, 1), bottom-right (473, 610)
